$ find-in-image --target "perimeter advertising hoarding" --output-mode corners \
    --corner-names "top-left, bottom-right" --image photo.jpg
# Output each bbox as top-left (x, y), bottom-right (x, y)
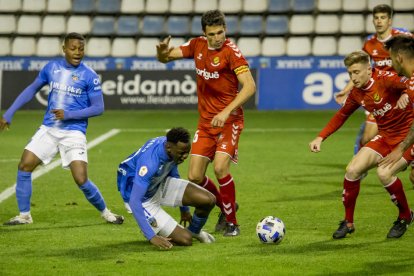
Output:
top-left (0, 70), bottom-right (256, 110)
top-left (0, 56), bottom-right (349, 110)
top-left (257, 56), bottom-right (349, 110)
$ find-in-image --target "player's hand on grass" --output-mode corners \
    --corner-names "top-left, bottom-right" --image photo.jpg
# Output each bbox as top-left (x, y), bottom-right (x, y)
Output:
top-left (156, 36), bottom-right (173, 63)
top-left (51, 109), bottom-right (65, 120)
top-left (394, 93), bottom-right (409, 110)
top-left (179, 210), bottom-right (192, 227)
top-left (0, 117), bottom-right (10, 131)
top-left (378, 144), bottom-right (404, 168)
top-left (334, 90), bottom-right (349, 105)
top-left (309, 137), bottom-right (323, 153)
top-left (150, 235), bottom-right (173, 250)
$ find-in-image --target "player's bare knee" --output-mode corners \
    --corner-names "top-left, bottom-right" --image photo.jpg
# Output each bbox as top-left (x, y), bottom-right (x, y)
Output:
top-left (345, 165), bottom-right (361, 180)
top-left (376, 167), bottom-right (392, 185)
top-left (74, 176), bottom-right (88, 186)
top-left (188, 173), bottom-right (203, 185)
top-left (213, 166), bottom-right (227, 179)
top-left (204, 192), bottom-right (216, 209)
top-left (174, 231), bottom-right (192, 246)
top-left (17, 161), bottom-right (35, 172)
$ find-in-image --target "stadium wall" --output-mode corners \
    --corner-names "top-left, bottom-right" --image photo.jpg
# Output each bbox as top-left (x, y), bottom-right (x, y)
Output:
top-left (0, 56), bottom-right (348, 110)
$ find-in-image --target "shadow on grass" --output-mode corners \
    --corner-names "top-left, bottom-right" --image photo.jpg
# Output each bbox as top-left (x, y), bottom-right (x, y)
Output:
top-left (301, 162), bottom-right (347, 171)
top-left (0, 222), bottom-right (105, 233)
top-left (247, 238), bottom-right (386, 255)
top-left (45, 240), bottom-right (188, 260)
top-left (333, 258), bottom-right (414, 275)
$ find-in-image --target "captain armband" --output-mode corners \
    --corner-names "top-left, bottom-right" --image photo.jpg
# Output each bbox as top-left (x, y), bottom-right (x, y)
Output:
top-left (234, 65), bottom-right (249, 75)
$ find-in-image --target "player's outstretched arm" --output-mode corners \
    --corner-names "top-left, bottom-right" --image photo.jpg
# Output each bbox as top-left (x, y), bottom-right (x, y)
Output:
top-left (309, 137), bottom-right (323, 153)
top-left (2, 78), bottom-right (45, 125)
top-left (156, 36), bottom-right (184, 63)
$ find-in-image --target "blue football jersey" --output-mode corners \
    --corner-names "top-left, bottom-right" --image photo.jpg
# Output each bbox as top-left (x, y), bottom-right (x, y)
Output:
top-left (118, 136), bottom-right (181, 240)
top-left (119, 136), bottom-right (180, 202)
top-left (38, 59), bottom-right (102, 133)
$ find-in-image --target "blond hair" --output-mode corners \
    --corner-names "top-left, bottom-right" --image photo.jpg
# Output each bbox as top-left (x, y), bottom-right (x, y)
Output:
top-left (344, 51), bottom-right (371, 68)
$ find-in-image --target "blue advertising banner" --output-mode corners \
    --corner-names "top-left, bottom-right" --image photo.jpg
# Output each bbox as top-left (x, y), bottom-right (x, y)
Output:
top-left (257, 56), bottom-right (349, 110)
top-left (0, 56), bottom-right (351, 110)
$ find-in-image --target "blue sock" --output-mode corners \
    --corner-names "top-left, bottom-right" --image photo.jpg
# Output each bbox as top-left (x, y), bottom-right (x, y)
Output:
top-left (16, 170), bottom-right (32, 213)
top-left (188, 213), bottom-right (208, 234)
top-left (353, 122), bottom-right (366, 155)
top-left (79, 180), bottom-right (106, 212)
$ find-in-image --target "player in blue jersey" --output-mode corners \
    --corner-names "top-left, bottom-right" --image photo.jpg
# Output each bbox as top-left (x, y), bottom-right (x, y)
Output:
top-left (117, 127), bottom-right (216, 249)
top-left (0, 32), bottom-right (124, 225)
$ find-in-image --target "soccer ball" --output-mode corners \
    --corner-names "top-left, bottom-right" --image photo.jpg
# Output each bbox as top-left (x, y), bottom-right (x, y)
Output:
top-left (256, 216), bottom-right (285, 244)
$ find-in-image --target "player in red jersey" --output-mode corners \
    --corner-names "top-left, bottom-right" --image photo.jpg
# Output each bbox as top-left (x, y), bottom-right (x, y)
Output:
top-left (381, 36), bottom-right (414, 183)
top-left (309, 50), bottom-right (413, 239)
top-left (156, 10), bottom-right (256, 236)
top-left (335, 5), bottom-right (412, 156)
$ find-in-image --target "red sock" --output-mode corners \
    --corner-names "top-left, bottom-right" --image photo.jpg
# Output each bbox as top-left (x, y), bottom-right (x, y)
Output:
top-left (201, 176), bottom-right (223, 211)
top-left (385, 178), bottom-right (411, 221)
top-left (343, 177), bottom-right (360, 223)
top-left (218, 174), bottom-right (237, 225)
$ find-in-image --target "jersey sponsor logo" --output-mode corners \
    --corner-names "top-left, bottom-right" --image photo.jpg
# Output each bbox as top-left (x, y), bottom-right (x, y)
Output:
top-left (375, 59), bottom-right (392, 67)
top-left (372, 102), bottom-right (392, 117)
top-left (93, 78), bottom-right (101, 85)
top-left (138, 166), bottom-right (148, 176)
top-left (53, 69), bottom-right (61, 74)
top-left (50, 81), bottom-right (82, 96)
top-left (196, 67), bottom-right (219, 80)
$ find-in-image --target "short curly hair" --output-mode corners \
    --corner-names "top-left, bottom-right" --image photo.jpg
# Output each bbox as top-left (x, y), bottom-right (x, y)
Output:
top-left (166, 127), bottom-right (191, 144)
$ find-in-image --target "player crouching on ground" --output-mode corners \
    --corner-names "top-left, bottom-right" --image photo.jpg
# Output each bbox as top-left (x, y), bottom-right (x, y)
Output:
top-left (117, 127), bottom-right (216, 249)
top-left (309, 50), bottom-right (413, 239)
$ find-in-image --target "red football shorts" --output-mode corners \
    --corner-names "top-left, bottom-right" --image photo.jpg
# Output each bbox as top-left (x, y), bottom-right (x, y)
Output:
top-left (365, 135), bottom-right (414, 164)
top-left (191, 120), bottom-right (244, 163)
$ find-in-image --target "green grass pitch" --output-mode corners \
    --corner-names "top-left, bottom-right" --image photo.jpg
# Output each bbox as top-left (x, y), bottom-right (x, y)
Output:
top-left (1, 110), bottom-right (414, 275)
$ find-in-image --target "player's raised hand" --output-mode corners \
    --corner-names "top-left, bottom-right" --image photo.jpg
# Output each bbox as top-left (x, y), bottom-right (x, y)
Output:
top-left (51, 109), bottom-right (65, 120)
top-left (0, 117), bottom-right (10, 131)
top-left (309, 137), bottom-right (323, 153)
top-left (394, 93), bottom-right (409, 109)
top-left (156, 36), bottom-right (173, 63)
top-left (150, 235), bottom-right (173, 250)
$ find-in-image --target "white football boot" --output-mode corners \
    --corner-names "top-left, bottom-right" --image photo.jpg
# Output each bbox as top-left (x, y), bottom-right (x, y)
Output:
top-left (192, 230), bottom-right (215, 243)
top-left (4, 214), bottom-right (33, 225)
top-left (101, 208), bottom-right (124, 224)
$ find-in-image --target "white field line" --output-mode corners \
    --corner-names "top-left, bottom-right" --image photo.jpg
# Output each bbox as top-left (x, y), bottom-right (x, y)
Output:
top-left (0, 129), bottom-right (121, 204)
top-left (0, 159), bottom-right (20, 163)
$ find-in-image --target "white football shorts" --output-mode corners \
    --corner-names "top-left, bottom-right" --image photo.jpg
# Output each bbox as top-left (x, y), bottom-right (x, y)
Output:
top-left (25, 125), bottom-right (88, 169)
top-left (142, 177), bottom-right (189, 237)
